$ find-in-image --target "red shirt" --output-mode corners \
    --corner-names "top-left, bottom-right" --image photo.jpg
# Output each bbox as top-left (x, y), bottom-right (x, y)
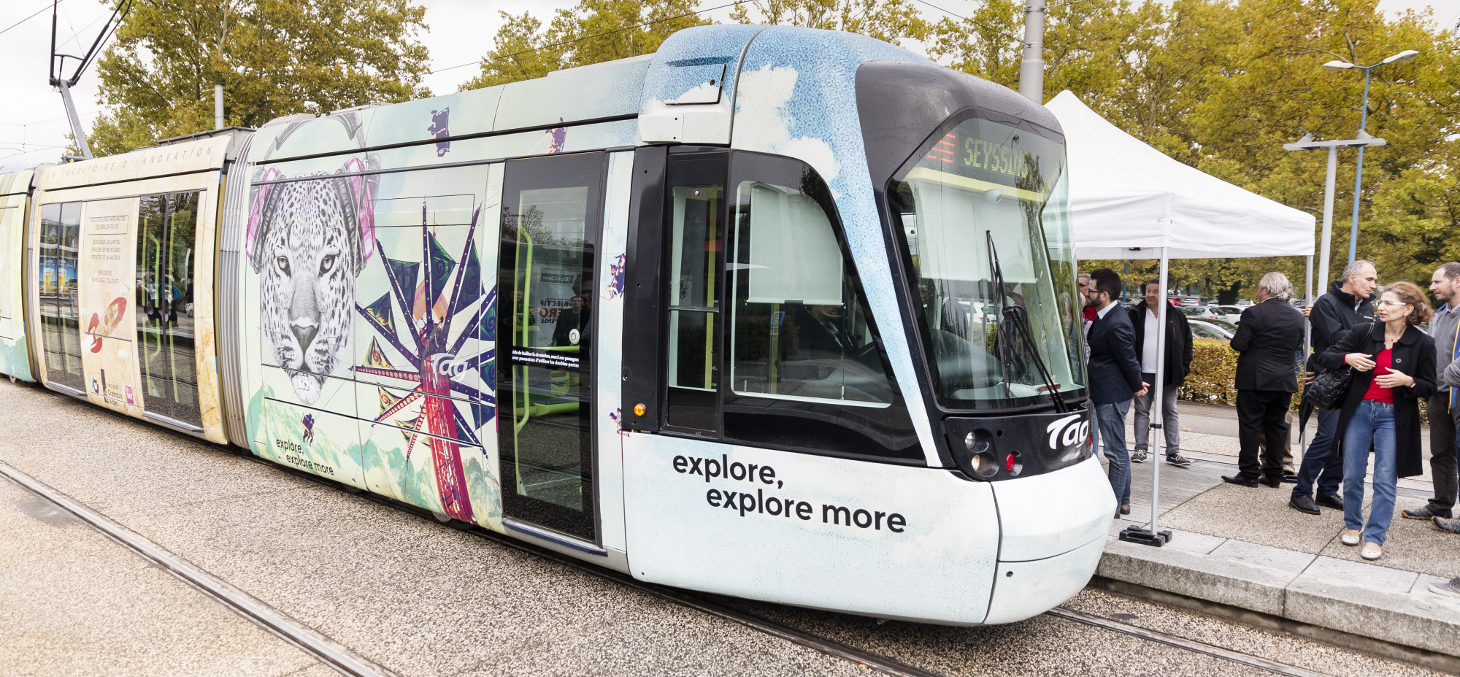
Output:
top-left (1083, 305), bottom-right (1098, 321)
top-left (1363, 348), bottom-right (1396, 404)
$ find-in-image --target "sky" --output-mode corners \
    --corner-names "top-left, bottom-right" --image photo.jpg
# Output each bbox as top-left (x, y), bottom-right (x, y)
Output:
top-left (0, 0), bottom-right (1455, 173)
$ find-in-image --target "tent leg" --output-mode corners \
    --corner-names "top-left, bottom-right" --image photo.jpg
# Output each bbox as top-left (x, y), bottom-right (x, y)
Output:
top-left (1301, 254), bottom-right (1312, 452)
top-left (1119, 247), bottom-right (1172, 547)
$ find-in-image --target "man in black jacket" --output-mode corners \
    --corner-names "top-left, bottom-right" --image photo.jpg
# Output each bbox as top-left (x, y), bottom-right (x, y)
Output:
top-left (1129, 279), bottom-right (1194, 467)
top-left (1290, 260), bottom-right (1377, 514)
top-left (1085, 269), bottom-right (1148, 516)
top-left (1227, 272), bottom-right (1306, 488)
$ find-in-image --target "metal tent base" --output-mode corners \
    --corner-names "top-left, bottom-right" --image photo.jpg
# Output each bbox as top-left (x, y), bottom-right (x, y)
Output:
top-left (1119, 526), bottom-right (1172, 547)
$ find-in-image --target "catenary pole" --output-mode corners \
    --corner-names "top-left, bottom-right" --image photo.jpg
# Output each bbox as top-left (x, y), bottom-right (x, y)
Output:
top-left (1018, 0), bottom-right (1046, 102)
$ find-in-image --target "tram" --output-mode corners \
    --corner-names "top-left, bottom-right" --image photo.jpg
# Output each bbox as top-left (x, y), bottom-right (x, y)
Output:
top-left (0, 24), bottom-right (1112, 625)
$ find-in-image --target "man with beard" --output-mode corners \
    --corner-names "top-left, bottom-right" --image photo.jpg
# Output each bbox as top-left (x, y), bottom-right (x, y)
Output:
top-left (1402, 262), bottom-right (1460, 523)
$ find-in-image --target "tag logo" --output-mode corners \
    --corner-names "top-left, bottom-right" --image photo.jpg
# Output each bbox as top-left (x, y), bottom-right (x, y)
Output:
top-left (1046, 413), bottom-right (1090, 450)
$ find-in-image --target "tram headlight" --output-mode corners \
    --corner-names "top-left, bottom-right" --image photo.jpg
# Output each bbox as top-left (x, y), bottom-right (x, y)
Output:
top-left (969, 451), bottom-right (999, 478)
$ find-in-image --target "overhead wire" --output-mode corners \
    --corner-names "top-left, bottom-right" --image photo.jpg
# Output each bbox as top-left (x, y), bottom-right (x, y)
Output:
top-left (0, 2), bottom-right (54, 37)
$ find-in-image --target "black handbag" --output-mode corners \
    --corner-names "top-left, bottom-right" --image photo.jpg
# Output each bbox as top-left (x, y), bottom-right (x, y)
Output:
top-left (1307, 367), bottom-right (1353, 411)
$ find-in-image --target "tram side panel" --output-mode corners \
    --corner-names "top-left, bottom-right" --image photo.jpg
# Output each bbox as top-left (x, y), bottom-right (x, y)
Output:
top-left (0, 170), bottom-right (36, 381)
top-left (233, 110), bottom-right (506, 528)
top-left (24, 139), bottom-right (233, 443)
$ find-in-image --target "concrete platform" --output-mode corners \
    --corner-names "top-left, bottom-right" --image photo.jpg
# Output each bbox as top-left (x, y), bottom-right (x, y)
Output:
top-left (1098, 402), bottom-right (1460, 661)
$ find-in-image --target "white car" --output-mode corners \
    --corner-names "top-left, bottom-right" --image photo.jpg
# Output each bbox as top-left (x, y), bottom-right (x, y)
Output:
top-left (1209, 305), bottom-right (1244, 323)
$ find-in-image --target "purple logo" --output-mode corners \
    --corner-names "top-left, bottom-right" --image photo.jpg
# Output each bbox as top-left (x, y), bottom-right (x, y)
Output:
top-left (547, 118), bottom-right (567, 154)
top-left (302, 413), bottom-right (316, 444)
top-left (429, 108), bottom-right (450, 157)
top-left (607, 253), bottom-right (626, 299)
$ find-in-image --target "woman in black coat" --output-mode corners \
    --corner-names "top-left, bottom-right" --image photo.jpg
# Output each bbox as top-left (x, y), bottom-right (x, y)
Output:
top-left (1315, 281), bottom-right (1436, 561)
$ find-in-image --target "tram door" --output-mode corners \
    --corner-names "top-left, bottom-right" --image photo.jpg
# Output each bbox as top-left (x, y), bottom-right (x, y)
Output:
top-left (497, 152), bottom-right (605, 544)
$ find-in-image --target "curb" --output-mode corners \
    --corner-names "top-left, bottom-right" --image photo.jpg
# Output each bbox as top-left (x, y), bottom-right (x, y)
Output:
top-left (1099, 534), bottom-right (1460, 671)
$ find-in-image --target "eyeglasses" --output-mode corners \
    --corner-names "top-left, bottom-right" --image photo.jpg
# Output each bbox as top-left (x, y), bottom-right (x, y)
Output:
top-left (1376, 299), bottom-right (1406, 307)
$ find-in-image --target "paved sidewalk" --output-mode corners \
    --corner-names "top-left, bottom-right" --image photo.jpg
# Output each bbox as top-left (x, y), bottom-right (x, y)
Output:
top-left (1099, 401), bottom-right (1460, 660)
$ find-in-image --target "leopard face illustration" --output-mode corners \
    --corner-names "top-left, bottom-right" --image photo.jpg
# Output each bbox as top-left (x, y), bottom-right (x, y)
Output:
top-left (247, 160), bottom-right (375, 404)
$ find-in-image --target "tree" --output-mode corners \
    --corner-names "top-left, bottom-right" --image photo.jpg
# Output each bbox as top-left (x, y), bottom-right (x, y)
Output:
top-left (460, 0), bottom-right (708, 91)
top-left (935, 0), bottom-right (1460, 298)
top-left (728, 0), bottom-right (931, 44)
top-left (89, 0), bottom-right (431, 156)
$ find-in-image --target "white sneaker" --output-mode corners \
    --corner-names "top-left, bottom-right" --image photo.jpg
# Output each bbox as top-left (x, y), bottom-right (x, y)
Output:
top-left (1341, 532), bottom-right (1361, 546)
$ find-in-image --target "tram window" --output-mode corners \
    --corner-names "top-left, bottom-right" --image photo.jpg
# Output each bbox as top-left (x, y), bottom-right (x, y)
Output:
top-left (718, 153), bottom-right (919, 461)
top-left (665, 183), bottom-right (721, 430)
top-left (726, 181), bottom-right (892, 406)
top-left (136, 192), bottom-right (202, 427)
top-left (38, 202), bottom-right (85, 392)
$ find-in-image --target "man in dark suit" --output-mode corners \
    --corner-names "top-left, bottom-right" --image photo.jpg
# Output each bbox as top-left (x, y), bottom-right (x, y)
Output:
top-left (1226, 272), bottom-right (1306, 488)
top-left (1085, 269), bottom-right (1148, 517)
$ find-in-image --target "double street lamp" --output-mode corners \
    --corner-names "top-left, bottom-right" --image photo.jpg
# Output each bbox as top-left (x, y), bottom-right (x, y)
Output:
top-left (1322, 49), bottom-right (1420, 265)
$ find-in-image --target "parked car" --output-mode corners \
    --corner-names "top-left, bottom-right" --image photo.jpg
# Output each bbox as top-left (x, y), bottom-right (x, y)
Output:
top-left (1209, 305), bottom-right (1243, 323)
top-left (1179, 296), bottom-right (1204, 306)
top-left (1235, 299), bottom-right (1253, 307)
top-left (1189, 318), bottom-right (1237, 340)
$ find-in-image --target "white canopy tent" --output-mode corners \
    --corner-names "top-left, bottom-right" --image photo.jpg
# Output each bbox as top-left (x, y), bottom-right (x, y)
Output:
top-left (1044, 91), bottom-right (1316, 544)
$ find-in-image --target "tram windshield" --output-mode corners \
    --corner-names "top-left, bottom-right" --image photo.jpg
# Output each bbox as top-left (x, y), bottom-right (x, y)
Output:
top-left (889, 117), bottom-right (1086, 410)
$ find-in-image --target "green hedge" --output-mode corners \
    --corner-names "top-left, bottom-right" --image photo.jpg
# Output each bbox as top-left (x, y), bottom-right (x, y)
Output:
top-left (1177, 338), bottom-right (1242, 405)
top-left (1177, 338), bottom-right (1308, 411)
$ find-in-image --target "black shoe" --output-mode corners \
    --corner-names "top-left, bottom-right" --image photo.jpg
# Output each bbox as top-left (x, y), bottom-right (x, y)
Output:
top-left (1315, 494), bottom-right (1344, 510)
top-left (1130, 449), bottom-right (1148, 463)
top-left (1262, 475), bottom-right (1284, 488)
top-left (1289, 495), bottom-right (1320, 515)
top-left (1120, 504), bottom-right (1131, 515)
top-left (1222, 475), bottom-right (1259, 488)
top-left (1166, 453), bottom-right (1192, 468)
top-left (1402, 505), bottom-right (1453, 520)
top-left (1281, 471), bottom-right (1298, 484)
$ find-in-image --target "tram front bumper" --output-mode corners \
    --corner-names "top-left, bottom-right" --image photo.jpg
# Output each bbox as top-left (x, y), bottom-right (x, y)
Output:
top-left (984, 454), bottom-right (1114, 623)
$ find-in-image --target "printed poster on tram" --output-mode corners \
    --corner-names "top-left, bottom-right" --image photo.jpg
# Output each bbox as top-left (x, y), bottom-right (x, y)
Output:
top-left (76, 198), bottom-right (141, 414)
top-left (238, 114), bottom-right (502, 530)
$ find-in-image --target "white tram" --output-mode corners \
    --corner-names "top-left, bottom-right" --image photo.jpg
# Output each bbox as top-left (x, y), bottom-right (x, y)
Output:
top-left (0, 24), bottom-right (1112, 625)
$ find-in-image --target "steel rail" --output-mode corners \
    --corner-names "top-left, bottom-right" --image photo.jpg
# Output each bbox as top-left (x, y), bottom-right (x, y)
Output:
top-left (1047, 607), bottom-right (1333, 677)
top-left (1, 437), bottom-right (1338, 677)
top-left (0, 460), bottom-right (398, 677)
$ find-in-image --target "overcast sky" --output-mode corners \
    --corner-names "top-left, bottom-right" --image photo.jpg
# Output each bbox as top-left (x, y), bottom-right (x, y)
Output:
top-left (0, 0), bottom-right (1454, 172)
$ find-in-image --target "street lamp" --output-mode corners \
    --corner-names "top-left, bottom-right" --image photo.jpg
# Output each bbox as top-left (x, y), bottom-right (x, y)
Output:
top-left (1323, 50), bottom-right (1419, 264)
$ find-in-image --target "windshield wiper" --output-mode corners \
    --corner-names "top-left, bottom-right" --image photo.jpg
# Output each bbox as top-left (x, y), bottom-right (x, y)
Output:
top-left (986, 231), bottom-right (1068, 413)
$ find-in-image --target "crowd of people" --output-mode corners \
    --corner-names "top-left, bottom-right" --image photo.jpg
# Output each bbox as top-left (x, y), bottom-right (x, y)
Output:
top-left (1076, 262), bottom-right (1460, 596)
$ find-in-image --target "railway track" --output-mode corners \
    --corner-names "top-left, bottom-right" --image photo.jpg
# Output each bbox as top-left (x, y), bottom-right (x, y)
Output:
top-left (1, 455), bottom-right (1336, 677)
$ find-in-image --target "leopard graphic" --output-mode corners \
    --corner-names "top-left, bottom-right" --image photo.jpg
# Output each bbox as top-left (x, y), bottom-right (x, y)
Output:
top-left (247, 158), bottom-right (376, 405)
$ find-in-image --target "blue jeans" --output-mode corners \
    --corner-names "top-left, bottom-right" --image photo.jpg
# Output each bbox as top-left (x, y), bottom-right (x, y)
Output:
top-left (1343, 400), bottom-right (1398, 546)
top-left (1294, 408), bottom-right (1344, 500)
top-left (1097, 399), bottom-right (1133, 506)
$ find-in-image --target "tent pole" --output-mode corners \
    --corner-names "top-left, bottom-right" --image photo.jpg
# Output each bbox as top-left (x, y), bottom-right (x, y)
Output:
top-left (1121, 248), bottom-right (1173, 546)
top-left (1301, 254), bottom-right (1312, 451)
top-left (1150, 247), bottom-right (1169, 534)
